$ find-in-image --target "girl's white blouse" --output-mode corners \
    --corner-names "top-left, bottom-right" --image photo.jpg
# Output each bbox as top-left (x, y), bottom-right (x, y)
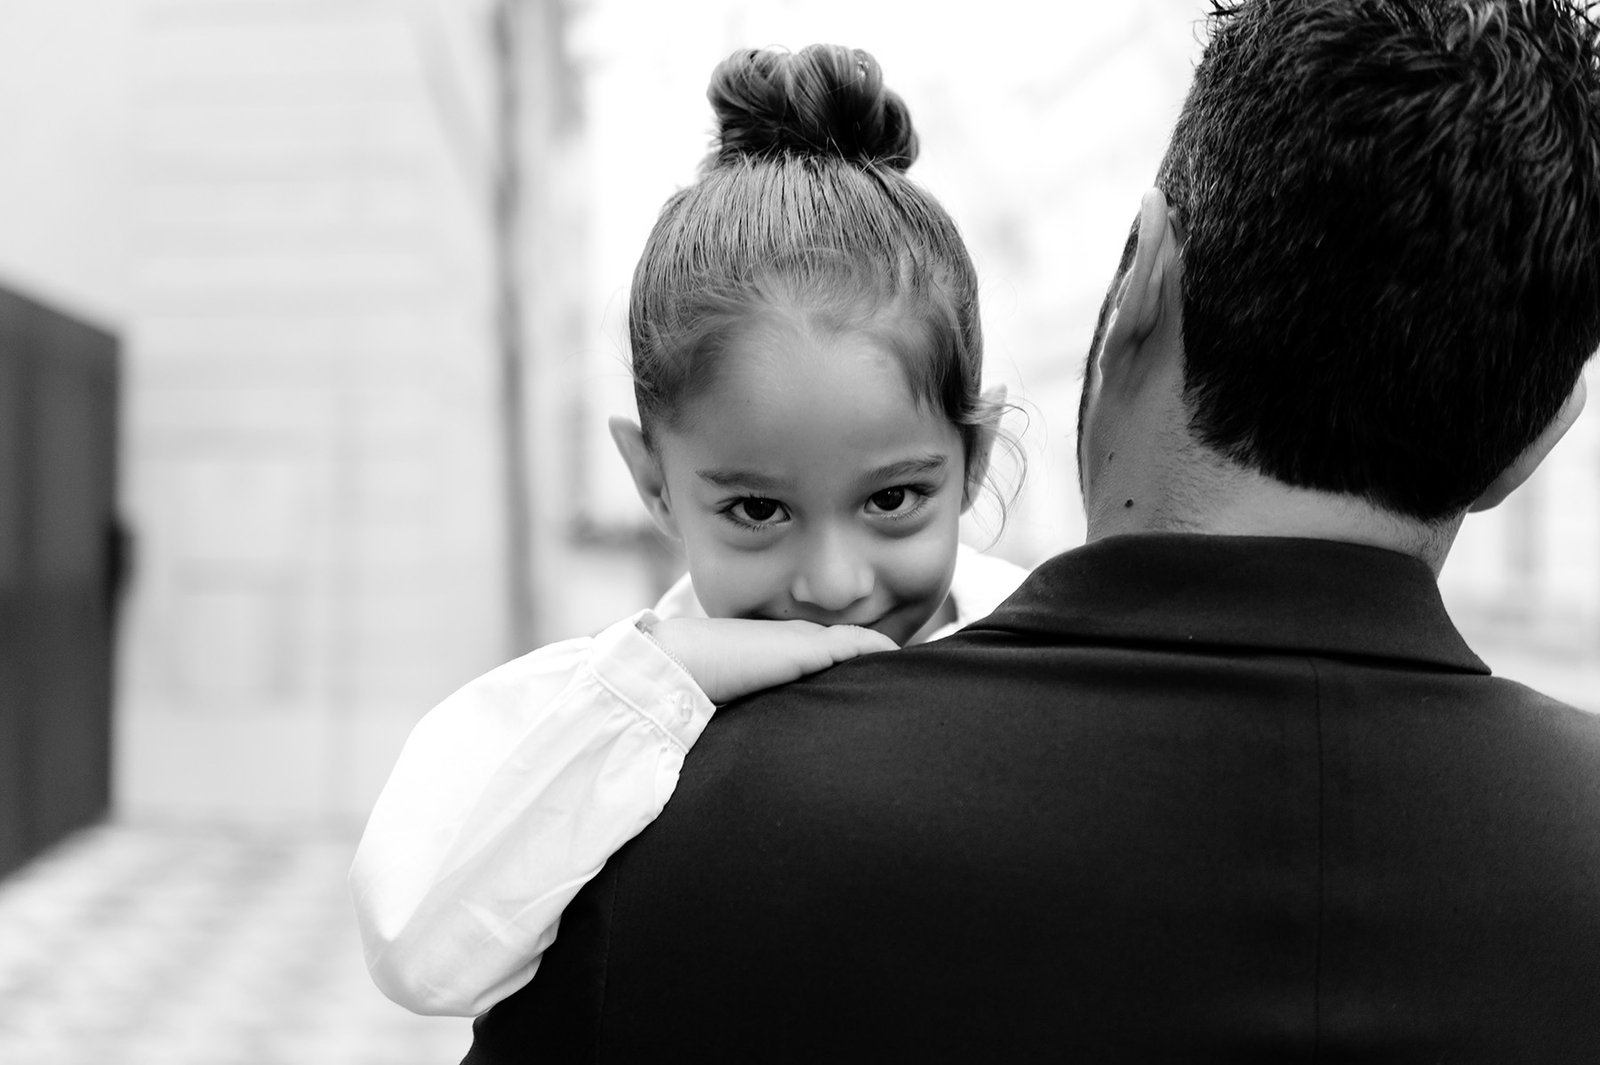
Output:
top-left (349, 546), bottom-right (1028, 1016)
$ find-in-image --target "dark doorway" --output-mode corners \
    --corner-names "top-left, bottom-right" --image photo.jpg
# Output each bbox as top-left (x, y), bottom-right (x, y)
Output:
top-left (0, 287), bottom-right (121, 879)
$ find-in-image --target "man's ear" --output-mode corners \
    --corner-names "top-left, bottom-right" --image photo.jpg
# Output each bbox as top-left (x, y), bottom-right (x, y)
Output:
top-left (608, 416), bottom-right (682, 539)
top-left (961, 384), bottom-right (1007, 512)
top-left (1470, 377), bottom-right (1587, 513)
top-left (1099, 188), bottom-right (1182, 376)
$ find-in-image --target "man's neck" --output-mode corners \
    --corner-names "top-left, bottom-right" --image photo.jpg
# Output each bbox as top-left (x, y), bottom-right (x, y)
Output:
top-left (1084, 445), bottom-right (1462, 576)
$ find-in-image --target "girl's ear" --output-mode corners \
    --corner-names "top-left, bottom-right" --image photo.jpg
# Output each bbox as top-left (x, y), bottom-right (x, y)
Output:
top-left (609, 416), bottom-right (682, 539)
top-left (961, 384), bottom-right (1008, 512)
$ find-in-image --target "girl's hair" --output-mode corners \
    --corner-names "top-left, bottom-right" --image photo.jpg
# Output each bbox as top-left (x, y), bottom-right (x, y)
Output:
top-left (627, 44), bottom-right (997, 485)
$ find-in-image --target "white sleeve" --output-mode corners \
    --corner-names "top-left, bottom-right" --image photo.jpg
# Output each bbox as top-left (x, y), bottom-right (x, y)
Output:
top-left (349, 609), bottom-right (714, 1016)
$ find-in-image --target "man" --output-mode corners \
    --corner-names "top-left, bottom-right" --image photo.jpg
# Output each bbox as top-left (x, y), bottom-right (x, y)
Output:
top-left (466, 1), bottom-right (1600, 1060)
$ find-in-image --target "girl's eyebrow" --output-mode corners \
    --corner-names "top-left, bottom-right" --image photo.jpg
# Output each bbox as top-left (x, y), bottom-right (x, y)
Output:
top-left (696, 468), bottom-right (793, 492)
top-left (863, 455), bottom-right (947, 483)
top-left (696, 455), bottom-right (946, 492)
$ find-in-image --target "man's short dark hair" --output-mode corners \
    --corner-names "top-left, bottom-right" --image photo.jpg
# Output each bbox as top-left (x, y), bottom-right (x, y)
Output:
top-left (1159, 0), bottom-right (1600, 520)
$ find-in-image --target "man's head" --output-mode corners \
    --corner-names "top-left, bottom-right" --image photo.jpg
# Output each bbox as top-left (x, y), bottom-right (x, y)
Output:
top-left (1082, 0), bottom-right (1600, 532)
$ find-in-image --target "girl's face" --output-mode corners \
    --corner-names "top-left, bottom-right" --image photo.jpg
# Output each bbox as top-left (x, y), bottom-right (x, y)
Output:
top-left (622, 323), bottom-right (976, 646)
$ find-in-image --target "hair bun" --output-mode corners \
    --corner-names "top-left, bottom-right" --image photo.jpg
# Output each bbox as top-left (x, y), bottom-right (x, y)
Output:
top-left (706, 44), bottom-right (919, 171)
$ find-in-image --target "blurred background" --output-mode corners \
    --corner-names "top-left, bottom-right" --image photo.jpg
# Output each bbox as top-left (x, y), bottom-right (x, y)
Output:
top-left (1, 0), bottom-right (1595, 1061)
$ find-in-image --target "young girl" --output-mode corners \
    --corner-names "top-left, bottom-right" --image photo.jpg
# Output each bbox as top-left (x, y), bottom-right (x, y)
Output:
top-left (350, 42), bottom-right (1028, 1017)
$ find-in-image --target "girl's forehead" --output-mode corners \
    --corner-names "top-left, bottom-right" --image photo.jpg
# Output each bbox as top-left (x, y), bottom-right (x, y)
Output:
top-left (703, 327), bottom-right (923, 424)
top-left (664, 328), bottom-right (960, 480)
top-left (734, 324), bottom-right (903, 394)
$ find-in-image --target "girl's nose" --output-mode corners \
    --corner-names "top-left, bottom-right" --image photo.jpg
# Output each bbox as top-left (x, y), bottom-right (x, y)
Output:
top-left (791, 535), bottom-right (874, 613)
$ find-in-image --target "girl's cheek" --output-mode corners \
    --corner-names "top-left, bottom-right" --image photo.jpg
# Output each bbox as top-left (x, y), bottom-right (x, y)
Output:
top-left (883, 528), bottom-right (957, 589)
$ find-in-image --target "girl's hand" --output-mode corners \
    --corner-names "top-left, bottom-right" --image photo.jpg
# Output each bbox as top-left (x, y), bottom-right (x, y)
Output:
top-left (644, 618), bottom-right (898, 704)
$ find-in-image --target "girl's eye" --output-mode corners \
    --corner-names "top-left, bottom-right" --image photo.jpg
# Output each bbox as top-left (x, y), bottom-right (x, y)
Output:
top-left (868, 487), bottom-right (909, 513)
top-left (866, 485), bottom-right (929, 516)
top-left (728, 497), bottom-right (788, 527)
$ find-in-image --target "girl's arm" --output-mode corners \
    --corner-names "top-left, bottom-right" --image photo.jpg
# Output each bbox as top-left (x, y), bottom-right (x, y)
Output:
top-left (351, 612), bottom-right (705, 1016)
top-left (350, 610), bottom-right (891, 1017)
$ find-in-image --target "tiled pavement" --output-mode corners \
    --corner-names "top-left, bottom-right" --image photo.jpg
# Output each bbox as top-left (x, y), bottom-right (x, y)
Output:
top-left (0, 821), bottom-right (473, 1065)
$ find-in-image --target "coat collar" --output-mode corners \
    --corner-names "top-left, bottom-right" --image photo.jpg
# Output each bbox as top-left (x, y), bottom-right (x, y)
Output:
top-left (977, 534), bottom-right (1487, 674)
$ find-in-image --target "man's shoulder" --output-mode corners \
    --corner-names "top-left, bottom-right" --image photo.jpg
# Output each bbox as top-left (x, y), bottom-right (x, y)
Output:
top-left (471, 581), bottom-right (1600, 1062)
top-left (1476, 670), bottom-right (1600, 747)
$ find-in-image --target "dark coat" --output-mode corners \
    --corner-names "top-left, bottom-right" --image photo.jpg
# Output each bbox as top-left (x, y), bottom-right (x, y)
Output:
top-left (464, 534), bottom-right (1600, 1064)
